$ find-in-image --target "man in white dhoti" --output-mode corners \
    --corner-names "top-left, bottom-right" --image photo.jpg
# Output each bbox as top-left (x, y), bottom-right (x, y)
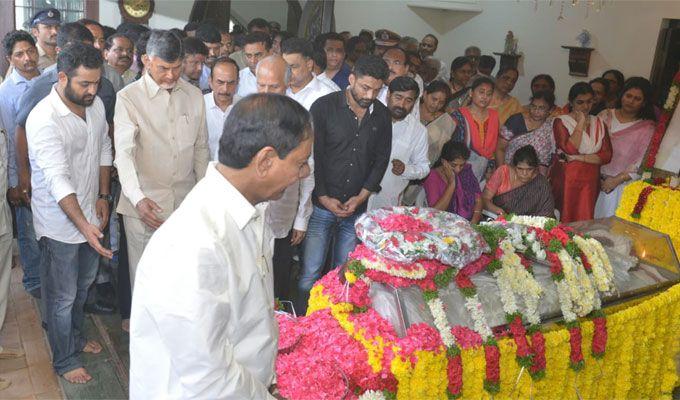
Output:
top-left (129, 93), bottom-right (313, 399)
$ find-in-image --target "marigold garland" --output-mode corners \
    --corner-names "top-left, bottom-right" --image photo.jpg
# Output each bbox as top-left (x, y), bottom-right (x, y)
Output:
top-left (275, 210), bottom-right (677, 400)
top-left (616, 181), bottom-right (680, 254)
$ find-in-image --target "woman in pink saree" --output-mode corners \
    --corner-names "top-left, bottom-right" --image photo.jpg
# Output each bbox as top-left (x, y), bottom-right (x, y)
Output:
top-left (594, 77), bottom-right (657, 218)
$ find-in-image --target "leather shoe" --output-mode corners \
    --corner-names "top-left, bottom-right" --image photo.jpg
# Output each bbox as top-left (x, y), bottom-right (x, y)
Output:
top-left (84, 301), bottom-right (116, 315)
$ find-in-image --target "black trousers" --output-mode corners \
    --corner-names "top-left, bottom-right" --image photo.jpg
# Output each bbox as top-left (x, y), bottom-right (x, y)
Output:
top-left (117, 215), bottom-right (132, 319)
top-left (273, 230), bottom-right (295, 302)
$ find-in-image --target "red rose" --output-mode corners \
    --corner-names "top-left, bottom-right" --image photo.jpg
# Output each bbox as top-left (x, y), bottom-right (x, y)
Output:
top-left (592, 317), bottom-right (607, 357)
top-left (447, 354), bottom-right (463, 396)
top-left (484, 343), bottom-right (501, 382)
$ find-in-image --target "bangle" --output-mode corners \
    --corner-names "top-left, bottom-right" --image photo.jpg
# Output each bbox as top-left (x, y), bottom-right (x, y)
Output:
top-left (473, 210), bottom-right (482, 214)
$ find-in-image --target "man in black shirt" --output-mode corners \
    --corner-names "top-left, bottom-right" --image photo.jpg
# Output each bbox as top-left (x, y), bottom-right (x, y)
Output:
top-left (296, 55), bottom-right (391, 313)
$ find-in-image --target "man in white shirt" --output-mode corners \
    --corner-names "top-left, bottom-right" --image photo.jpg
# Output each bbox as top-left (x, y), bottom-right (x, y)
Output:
top-left (368, 76), bottom-right (429, 210)
top-left (130, 94), bottom-right (313, 399)
top-left (283, 38), bottom-right (338, 108)
top-left (26, 43), bottom-right (113, 384)
top-left (114, 30), bottom-right (209, 291)
top-left (204, 57), bottom-right (240, 160)
top-left (237, 32), bottom-right (271, 97)
top-left (261, 39), bottom-right (335, 301)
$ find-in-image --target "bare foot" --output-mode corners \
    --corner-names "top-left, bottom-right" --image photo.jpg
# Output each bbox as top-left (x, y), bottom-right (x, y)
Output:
top-left (121, 319), bottom-right (130, 333)
top-left (82, 340), bottom-right (102, 354)
top-left (62, 367), bottom-right (92, 384)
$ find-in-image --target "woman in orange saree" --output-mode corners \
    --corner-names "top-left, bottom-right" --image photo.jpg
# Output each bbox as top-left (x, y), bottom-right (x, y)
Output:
top-left (450, 77), bottom-right (499, 183)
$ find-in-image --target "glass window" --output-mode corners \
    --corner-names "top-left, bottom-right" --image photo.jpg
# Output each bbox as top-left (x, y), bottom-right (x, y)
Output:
top-left (15, 0), bottom-right (85, 30)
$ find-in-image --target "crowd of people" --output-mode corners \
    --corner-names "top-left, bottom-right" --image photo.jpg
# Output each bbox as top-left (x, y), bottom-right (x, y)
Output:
top-left (0, 7), bottom-right (661, 396)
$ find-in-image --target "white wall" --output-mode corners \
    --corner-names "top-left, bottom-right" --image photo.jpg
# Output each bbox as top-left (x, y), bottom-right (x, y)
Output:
top-left (334, 0), bottom-right (680, 105)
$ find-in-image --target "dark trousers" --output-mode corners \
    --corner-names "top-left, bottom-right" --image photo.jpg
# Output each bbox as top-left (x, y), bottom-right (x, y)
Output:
top-left (39, 238), bottom-right (98, 375)
top-left (117, 215), bottom-right (132, 320)
top-left (273, 230), bottom-right (295, 302)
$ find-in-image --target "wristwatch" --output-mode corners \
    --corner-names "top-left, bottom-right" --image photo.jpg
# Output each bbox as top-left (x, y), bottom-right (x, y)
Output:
top-left (98, 194), bottom-right (114, 202)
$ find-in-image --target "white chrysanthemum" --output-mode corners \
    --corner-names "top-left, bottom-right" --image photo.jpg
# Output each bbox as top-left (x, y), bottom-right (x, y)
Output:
top-left (555, 279), bottom-right (577, 322)
top-left (360, 258), bottom-right (427, 279)
top-left (465, 295), bottom-right (493, 340)
top-left (359, 390), bottom-right (387, 400)
top-left (427, 298), bottom-right (456, 348)
top-left (510, 215), bottom-right (554, 229)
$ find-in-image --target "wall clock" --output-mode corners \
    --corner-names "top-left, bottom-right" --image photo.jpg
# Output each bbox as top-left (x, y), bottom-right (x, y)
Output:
top-left (118, 0), bottom-right (155, 24)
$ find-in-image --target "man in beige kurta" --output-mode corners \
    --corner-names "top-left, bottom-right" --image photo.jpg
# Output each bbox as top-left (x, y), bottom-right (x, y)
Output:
top-left (114, 30), bottom-right (209, 289)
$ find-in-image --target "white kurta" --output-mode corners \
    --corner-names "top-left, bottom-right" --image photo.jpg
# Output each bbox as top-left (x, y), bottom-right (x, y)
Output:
top-left (237, 67), bottom-right (258, 97)
top-left (130, 162), bottom-right (277, 399)
top-left (264, 77), bottom-right (334, 238)
top-left (204, 93), bottom-right (240, 161)
top-left (368, 113), bottom-right (430, 210)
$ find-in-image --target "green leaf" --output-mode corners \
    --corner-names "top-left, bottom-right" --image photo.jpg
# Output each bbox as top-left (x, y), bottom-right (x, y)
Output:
top-left (383, 390), bottom-right (397, 400)
top-left (474, 224), bottom-right (507, 251)
top-left (347, 260), bottom-right (366, 276)
top-left (548, 239), bottom-right (563, 252)
top-left (544, 219), bottom-right (558, 231)
top-left (458, 287), bottom-right (477, 297)
top-left (486, 259), bottom-right (502, 274)
top-left (423, 290), bottom-right (439, 302)
top-left (434, 268), bottom-right (455, 289)
top-left (565, 241), bottom-right (580, 258)
top-left (447, 345), bottom-right (462, 358)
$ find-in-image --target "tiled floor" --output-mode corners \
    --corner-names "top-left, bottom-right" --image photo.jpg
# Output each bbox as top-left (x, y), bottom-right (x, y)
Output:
top-left (0, 267), bottom-right (63, 400)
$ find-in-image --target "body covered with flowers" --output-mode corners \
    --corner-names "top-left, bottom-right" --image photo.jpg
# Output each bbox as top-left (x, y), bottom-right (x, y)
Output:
top-left (275, 208), bottom-right (680, 399)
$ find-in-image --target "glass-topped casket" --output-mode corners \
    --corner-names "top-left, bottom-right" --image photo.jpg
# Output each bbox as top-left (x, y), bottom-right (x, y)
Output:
top-left (365, 216), bottom-right (680, 336)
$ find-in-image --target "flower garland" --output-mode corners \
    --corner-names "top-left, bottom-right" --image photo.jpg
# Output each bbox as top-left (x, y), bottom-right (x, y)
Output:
top-left (476, 223), bottom-right (548, 379)
top-left (509, 217), bottom-right (614, 371)
top-left (617, 181), bottom-right (680, 252)
top-left (279, 209), bottom-right (621, 399)
top-left (644, 70), bottom-right (680, 170)
top-left (348, 245), bottom-right (449, 291)
top-left (630, 185), bottom-right (655, 219)
top-left (573, 236), bottom-right (615, 294)
top-left (278, 262), bottom-right (680, 399)
top-left (452, 257), bottom-right (500, 394)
